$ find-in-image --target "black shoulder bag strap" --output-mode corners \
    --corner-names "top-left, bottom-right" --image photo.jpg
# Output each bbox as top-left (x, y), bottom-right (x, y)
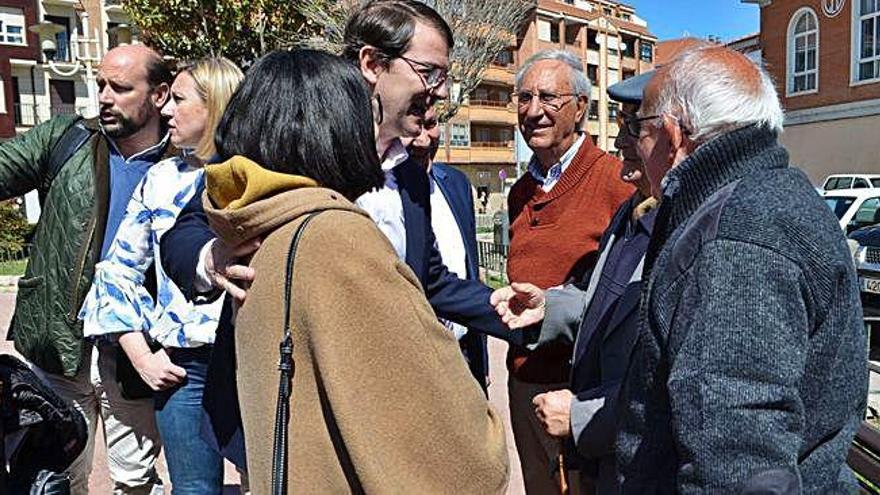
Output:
top-left (272, 210), bottom-right (325, 495)
top-left (39, 118), bottom-right (96, 202)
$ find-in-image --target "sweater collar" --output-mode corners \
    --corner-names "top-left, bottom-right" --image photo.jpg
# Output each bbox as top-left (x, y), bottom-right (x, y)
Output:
top-left (659, 124), bottom-right (789, 231)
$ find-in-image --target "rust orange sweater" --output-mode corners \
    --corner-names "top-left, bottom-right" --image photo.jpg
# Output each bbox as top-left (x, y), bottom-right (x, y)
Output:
top-left (506, 140), bottom-right (633, 383)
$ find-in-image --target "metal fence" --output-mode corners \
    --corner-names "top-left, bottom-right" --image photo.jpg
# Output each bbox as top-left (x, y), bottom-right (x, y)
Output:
top-left (477, 240), bottom-right (508, 276)
top-left (0, 244), bottom-right (31, 263)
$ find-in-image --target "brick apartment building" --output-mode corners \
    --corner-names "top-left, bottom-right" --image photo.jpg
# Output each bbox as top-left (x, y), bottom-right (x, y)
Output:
top-left (745, 0), bottom-right (880, 184)
top-left (440, 0), bottom-right (656, 193)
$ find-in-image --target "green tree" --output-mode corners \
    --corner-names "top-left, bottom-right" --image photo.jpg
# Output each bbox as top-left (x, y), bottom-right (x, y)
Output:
top-left (123, 0), bottom-right (326, 67)
top-left (0, 200), bottom-right (32, 253)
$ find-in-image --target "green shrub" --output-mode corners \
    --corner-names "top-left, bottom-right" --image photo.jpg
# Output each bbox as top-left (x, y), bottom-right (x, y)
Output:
top-left (0, 200), bottom-right (32, 253)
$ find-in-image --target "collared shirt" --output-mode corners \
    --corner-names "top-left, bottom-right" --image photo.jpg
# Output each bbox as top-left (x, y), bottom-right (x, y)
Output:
top-left (355, 139), bottom-right (410, 260)
top-left (428, 174), bottom-right (468, 341)
top-left (527, 133), bottom-right (587, 193)
top-left (101, 132), bottom-right (170, 258)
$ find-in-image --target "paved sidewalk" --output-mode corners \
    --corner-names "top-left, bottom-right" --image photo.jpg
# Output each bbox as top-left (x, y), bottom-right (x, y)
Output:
top-left (0, 292), bottom-right (525, 493)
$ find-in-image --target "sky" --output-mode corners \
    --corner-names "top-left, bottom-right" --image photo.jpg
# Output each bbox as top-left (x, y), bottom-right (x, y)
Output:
top-left (624, 0), bottom-right (761, 43)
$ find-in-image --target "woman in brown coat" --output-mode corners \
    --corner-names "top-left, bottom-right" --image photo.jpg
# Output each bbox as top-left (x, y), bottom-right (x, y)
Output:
top-left (201, 50), bottom-right (509, 493)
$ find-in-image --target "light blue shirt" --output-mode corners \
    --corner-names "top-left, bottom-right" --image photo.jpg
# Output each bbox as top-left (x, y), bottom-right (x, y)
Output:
top-left (527, 133), bottom-right (587, 193)
top-left (79, 157), bottom-right (222, 348)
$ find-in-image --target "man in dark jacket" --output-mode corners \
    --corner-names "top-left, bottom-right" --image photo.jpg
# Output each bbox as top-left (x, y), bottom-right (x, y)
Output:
top-left (616, 45), bottom-right (867, 493)
top-left (0, 45), bottom-right (172, 493)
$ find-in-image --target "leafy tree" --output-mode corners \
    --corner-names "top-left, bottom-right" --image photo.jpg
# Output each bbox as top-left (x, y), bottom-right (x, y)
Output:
top-left (0, 200), bottom-right (32, 253)
top-left (123, 0), bottom-right (327, 67)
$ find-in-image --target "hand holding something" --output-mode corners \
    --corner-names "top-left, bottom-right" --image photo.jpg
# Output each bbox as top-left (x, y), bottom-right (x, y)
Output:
top-left (533, 389), bottom-right (574, 438)
top-left (205, 238), bottom-right (260, 306)
top-left (132, 348), bottom-right (187, 391)
top-left (489, 282), bottom-right (546, 329)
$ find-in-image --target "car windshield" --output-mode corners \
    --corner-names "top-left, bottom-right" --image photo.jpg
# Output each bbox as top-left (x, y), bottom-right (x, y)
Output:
top-left (825, 197), bottom-right (855, 219)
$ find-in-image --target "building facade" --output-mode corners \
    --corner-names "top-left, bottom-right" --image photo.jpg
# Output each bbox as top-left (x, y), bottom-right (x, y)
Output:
top-left (745, 0), bottom-right (880, 184)
top-left (441, 0), bottom-right (656, 192)
top-left (0, 0), bottom-right (132, 221)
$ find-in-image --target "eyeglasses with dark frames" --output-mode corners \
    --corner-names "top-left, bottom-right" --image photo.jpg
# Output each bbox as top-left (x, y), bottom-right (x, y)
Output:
top-left (398, 56), bottom-right (449, 93)
top-left (512, 90), bottom-right (579, 112)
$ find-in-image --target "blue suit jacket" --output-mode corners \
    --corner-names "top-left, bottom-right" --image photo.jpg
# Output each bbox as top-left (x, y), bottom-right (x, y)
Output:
top-left (430, 162), bottom-right (489, 391)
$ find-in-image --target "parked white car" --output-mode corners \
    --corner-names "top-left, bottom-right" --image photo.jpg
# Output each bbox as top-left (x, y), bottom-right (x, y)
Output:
top-left (822, 189), bottom-right (880, 233)
top-left (822, 174), bottom-right (880, 191)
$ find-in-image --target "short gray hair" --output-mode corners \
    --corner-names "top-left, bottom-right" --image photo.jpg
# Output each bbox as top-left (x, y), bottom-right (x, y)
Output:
top-left (515, 49), bottom-right (591, 100)
top-left (644, 46), bottom-right (784, 144)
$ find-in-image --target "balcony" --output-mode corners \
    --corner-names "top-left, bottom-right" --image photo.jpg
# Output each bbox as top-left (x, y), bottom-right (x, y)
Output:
top-left (483, 65), bottom-right (515, 86)
top-left (468, 101), bottom-right (517, 125)
top-left (13, 103), bottom-right (89, 128)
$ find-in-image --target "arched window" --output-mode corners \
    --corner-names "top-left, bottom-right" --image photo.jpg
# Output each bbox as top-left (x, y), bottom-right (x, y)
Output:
top-left (787, 8), bottom-right (819, 94)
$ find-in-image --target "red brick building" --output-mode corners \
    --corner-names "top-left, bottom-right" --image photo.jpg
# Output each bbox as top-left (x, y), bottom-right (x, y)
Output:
top-left (745, 0), bottom-right (880, 183)
top-left (0, 1), bottom-right (40, 140)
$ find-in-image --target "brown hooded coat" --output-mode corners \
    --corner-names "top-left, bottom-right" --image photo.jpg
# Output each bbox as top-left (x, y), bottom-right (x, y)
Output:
top-left (202, 157), bottom-right (509, 493)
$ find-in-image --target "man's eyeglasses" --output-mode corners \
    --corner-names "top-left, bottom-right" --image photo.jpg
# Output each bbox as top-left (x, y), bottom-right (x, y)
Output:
top-left (398, 56), bottom-right (448, 93)
top-left (513, 90), bottom-right (578, 112)
top-left (620, 114), bottom-right (661, 138)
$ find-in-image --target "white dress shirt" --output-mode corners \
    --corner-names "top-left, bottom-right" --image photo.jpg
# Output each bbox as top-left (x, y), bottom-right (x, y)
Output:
top-left (429, 175), bottom-right (469, 341)
top-left (355, 139), bottom-right (410, 260)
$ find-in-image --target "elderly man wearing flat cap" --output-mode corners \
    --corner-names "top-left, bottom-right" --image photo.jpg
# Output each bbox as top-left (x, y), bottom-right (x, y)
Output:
top-left (491, 70), bottom-right (657, 493)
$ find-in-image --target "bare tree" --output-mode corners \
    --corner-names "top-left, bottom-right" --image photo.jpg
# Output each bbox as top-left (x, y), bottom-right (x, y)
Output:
top-left (296, 0), bottom-right (536, 122)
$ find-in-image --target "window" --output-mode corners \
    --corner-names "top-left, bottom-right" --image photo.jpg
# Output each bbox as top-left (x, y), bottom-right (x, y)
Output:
top-left (872, 178), bottom-right (880, 187)
top-left (622, 13), bottom-right (631, 21)
top-left (640, 41), bottom-right (653, 62)
top-left (603, 7), bottom-right (612, 16)
top-left (855, 178), bottom-right (871, 188)
top-left (565, 24), bottom-right (580, 46)
top-left (825, 177), bottom-right (854, 190)
top-left (0, 8), bottom-right (26, 45)
top-left (825, 196), bottom-right (856, 219)
top-left (493, 49), bottom-right (513, 66)
top-left (438, 125), bottom-right (446, 145)
top-left (608, 102), bottom-right (618, 120)
top-left (537, 18), bottom-right (559, 43)
top-left (588, 100), bottom-right (599, 120)
top-left (623, 69), bottom-right (635, 80)
top-left (46, 16), bottom-right (71, 62)
top-left (855, 0), bottom-right (880, 81)
top-left (787, 8), bottom-right (818, 94)
top-left (450, 123), bottom-right (469, 146)
top-left (0, 80), bottom-right (5, 114)
top-left (587, 64), bottom-right (598, 84)
top-left (621, 35), bottom-right (637, 58)
top-left (587, 30), bottom-right (599, 50)
top-left (852, 197), bottom-right (880, 226)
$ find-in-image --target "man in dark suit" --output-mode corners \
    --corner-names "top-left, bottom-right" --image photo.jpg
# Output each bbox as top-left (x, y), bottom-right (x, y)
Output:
top-left (409, 115), bottom-right (489, 392)
top-left (491, 72), bottom-right (656, 492)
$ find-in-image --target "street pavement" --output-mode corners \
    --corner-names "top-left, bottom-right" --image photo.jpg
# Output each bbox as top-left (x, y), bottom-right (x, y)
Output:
top-left (0, 291), bottom-right (526, 493)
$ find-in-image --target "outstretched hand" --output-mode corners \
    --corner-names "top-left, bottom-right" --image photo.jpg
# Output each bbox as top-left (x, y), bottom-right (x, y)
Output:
top-left (489, 282), bottom-right (546, 329)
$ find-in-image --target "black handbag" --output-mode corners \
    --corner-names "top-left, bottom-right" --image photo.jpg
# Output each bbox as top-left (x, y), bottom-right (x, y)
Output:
top-left (271, 212), bottom-right (324, 495)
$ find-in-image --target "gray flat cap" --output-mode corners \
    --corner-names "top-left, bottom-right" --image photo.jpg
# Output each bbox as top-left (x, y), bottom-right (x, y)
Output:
top-left (607, 70), bottom-right (655, 105)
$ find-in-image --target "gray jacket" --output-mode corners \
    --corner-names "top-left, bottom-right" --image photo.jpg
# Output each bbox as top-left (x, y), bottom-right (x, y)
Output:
top-left (615, 125), bottom-right (867, 494)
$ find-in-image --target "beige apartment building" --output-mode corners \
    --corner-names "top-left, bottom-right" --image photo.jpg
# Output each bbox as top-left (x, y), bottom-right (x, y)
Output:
top-left (439, 0), bottom-right (656, 193)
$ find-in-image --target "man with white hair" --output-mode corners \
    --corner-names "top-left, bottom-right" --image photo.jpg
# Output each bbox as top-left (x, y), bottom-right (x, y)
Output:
top-left (505, 49), bottom-right (633, 492)
top-left (615, 45), bottom-right (867, 492)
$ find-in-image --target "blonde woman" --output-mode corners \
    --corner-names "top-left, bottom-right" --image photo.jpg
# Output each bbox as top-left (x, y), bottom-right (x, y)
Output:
top-left (79, 57), bottom-right (243, 492)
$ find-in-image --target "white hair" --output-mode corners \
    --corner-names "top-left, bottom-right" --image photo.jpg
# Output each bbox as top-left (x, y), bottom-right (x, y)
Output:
top-left (515, 49), bottom-right (592, 100)
top-left (645, 47), bottom-right (785, 144)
